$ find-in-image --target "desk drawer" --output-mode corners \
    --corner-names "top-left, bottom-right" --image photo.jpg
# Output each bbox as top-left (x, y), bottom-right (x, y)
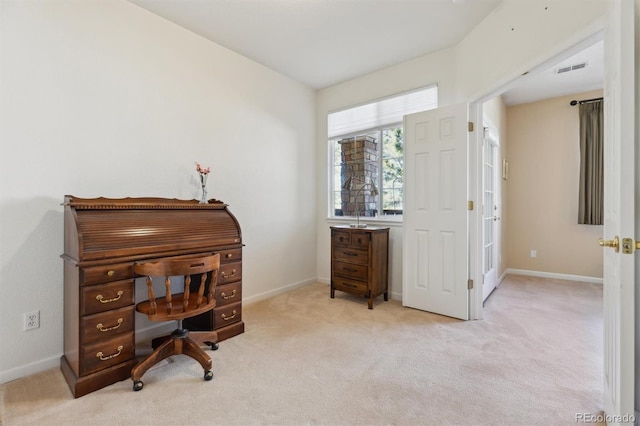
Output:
top-left (333, 277), bottom-right (368, 295)
top-left (333, 246), bottom-right (368, 265)
top-left (81, 263), bottom-right (134, 286)
top-left (218, 248), bottom-right (242, 263)
top-left (216, 281), bottom-right (242, 307)
top-left (213, 302), bottom-right (242, 329)
top-left (80, 332), bottom-right (135, 376)
top-left (81, 306), bottom-right (135, 343)
top-left (219, 262), bottom-right (241, 285)
top-left (81, 279), bottom-right (135, 315)
top-left (333, 261), bottom-right (368, 280)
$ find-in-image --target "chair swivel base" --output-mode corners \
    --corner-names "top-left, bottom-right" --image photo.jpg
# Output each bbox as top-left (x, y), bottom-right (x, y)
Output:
top-left (132, 329), bottom-right (213, 391)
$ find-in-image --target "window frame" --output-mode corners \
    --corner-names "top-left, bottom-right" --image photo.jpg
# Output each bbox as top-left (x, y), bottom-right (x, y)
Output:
top-left (328, 122), bottom-right (404, 222)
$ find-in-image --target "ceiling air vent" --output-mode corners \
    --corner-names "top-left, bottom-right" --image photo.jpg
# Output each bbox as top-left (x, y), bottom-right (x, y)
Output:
top-left (556, 62), bottom-right (588, 74)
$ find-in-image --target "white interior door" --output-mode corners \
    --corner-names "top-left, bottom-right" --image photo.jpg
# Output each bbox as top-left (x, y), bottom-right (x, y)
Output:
top-left (602, 0), bottom-right (635, 422)
top-left (402, 103), bottom-right (469, 320)
top-left (482, 126), bottom-right (499, 302)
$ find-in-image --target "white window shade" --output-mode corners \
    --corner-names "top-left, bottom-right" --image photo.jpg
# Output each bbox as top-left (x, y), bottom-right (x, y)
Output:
top-left (328, 85), bottom-right (438, 138)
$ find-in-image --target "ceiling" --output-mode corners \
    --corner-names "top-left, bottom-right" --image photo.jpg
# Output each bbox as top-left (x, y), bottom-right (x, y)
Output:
top-left (501, 40), bottom-right (603, 106)
top-left (130, 0), bottom-right (602, 104)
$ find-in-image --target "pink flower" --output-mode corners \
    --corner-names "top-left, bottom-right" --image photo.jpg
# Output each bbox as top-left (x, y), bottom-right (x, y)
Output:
top-left (195, 162), bottom-right (211, 175)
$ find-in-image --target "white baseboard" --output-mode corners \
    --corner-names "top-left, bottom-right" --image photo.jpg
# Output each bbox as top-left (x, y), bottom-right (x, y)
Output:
top-left (505, 268), bottom-right (603, 284)
top-left (243, 277), bottom-right (317, 306)
top-left (0, 354), bottom-right (60, 385)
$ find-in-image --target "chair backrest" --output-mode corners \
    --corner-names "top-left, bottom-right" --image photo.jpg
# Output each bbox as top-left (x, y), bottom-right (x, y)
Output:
top-left (134, 254), bottom-right (220, 321)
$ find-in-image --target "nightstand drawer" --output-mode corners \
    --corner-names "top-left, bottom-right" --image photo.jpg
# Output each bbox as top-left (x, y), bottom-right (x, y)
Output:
top-left (349, 231), bottom-right (370, 249)
top-left (332, 230), bottom-right (351, 247)
top-left (333, 261), bottom-right (368, 280)
top-left (81, 279), bottom-right (135, 315)
top-left (333, 246), bottom-right (368, 264)
top-left (333, 277), bottom-right (368, 295)
top-left (80, 332), bottom-right (135, 376)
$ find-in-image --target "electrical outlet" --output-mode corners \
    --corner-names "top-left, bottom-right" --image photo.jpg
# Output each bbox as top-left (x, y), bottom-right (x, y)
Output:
top-left (530, 250), bottom-right (537, 258)
top-left (24, 310), bottom-right (40, 331)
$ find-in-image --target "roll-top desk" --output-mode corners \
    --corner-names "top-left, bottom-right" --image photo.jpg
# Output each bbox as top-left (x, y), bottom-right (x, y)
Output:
top-left (61, 196), bottom-right (244, 397)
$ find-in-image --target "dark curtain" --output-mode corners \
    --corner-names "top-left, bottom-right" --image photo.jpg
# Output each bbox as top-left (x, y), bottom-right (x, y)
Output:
top-left (578, 100), bottom-right (603, 225)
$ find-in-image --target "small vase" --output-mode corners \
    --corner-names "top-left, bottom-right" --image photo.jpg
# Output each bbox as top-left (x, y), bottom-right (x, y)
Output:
top-left (199, 185), bottom-right (208, 204)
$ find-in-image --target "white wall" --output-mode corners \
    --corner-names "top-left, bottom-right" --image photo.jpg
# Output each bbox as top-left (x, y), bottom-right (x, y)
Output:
top-left (315, 0), bottom-right (607, 299)
top-left (0, 1), bottom-right (316, 383)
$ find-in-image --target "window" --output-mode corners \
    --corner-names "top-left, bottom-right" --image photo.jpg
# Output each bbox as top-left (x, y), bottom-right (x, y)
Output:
top-left (328, 85), bottom-right (437, 219)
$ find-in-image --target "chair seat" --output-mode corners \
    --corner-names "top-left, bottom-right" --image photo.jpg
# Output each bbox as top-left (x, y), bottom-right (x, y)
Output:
top-left (136, 292), bottom-right (216, 322)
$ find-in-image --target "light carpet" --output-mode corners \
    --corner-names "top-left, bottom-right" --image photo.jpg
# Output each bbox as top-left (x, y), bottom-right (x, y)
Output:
top-left (1, 275), bottom-right (604, 425)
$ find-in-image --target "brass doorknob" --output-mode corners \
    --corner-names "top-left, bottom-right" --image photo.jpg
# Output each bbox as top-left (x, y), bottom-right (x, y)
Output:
top-left (599, 236), bottom-right (620, 253)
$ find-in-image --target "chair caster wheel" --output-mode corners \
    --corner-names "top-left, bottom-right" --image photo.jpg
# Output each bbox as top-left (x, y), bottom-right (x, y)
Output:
top-left (204, 370), bottom-right (213, 381)
top-left (133, 380), bottom-right (143, 391)
top-left (207, 341), bottom-right (219, 351)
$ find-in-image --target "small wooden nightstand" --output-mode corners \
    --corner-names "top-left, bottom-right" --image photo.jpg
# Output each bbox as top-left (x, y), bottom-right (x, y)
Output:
top-left (330, 226), bottom-right (389, 309)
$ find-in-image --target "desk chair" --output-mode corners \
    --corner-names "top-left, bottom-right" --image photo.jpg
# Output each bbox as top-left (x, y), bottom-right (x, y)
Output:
top-left (131, 254), bottom-right (220, 391)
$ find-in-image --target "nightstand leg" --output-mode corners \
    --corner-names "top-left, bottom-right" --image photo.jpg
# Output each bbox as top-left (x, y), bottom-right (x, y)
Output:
top-left (368, 298), bottom-right (373, 309)
top-left (384, 292), bottom-right (388, 301)
top-left (330, 285), bottom-right (335, 299)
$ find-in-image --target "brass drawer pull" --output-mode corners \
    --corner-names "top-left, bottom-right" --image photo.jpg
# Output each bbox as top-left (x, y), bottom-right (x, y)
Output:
top-left (344, 252), bottom-right (358, 257)
top-left (343, 267), bottom-right (358, 273)
top-left (221, 310), bottom-right (237, 321)
top-left (96, 345), bottom-right (123, 361)
top-left (107, 270), bottom-right (115, 277)
top-left (221, 269), bottom-right (236, 279)
top-left (226, 253), bottom-right (233, 259)
top-left (96, 318), bottom-right (123, 332)
top-left (96, 290), bottom-right (123, 304)
top-left (221, 290), bottom-right (236, 300)
top-left (343, 283), bottom-right (357, 288)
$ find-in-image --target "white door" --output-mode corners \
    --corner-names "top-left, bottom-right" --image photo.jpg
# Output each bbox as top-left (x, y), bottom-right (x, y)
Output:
top-left (403, 103), bottom-right (469, 320)
top-left (482, 126), bottom-right (499, 302)
top-left (601, 0), bottom-right (635, 422)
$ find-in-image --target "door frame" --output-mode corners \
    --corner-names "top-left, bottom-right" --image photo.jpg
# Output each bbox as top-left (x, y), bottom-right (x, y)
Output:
top-left (468, 29), bottom-right (606, 320)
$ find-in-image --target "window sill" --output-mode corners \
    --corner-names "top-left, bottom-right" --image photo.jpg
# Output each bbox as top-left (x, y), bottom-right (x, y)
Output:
top-left (326, 216), bottom-right (403, 228)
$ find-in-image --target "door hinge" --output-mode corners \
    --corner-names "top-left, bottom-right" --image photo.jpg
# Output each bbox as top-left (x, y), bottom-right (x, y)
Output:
top-left (468, 121), bottom-right (474, 132)
top-left (468, 201), bottom-right (474, 211)
top-left (467, 279), bottom-right (474, 290)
